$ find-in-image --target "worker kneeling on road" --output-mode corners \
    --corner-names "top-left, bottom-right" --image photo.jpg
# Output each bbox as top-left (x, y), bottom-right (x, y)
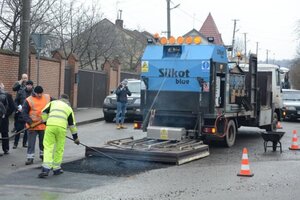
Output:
top-left (38, 94), bottom-right (80, 178)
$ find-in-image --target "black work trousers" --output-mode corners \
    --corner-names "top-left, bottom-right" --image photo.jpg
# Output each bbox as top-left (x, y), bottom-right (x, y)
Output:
top-left (14, 121), bottom-right (27, 147)
top-left (0, 117), bottom-right (9, 153)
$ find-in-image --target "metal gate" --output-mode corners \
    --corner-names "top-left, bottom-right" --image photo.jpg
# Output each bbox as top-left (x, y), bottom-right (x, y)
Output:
top-left (64, 66), bottom-right (72, 105)
top-left (77, 70), bottom-right (107, 108)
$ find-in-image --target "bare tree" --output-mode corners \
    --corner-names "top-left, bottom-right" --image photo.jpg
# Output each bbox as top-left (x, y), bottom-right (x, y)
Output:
top-left (43, 0), bottom-right (111, 70)
top-left (0, 0), bottom-right (146, 71)
top-left (120, 30), bottom-right (146, 71)
top-left (290, 19), bottom-right (300, 89)
top-left (0, 0), bottom-right (21, 50)
top-left (233, 36), bottom-right (245, 57)
top-left (0, 0), bottom-right (58, 51)
top-left (77, 19), bottom-right (118, 70)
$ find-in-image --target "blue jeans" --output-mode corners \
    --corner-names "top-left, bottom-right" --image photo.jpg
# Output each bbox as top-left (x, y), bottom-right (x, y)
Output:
top-left (116, 102), bottom-right (127, 124)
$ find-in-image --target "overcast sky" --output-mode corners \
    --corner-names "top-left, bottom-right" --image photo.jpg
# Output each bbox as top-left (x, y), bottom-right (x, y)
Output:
top-left (93, 0), bottom-right (299, 61)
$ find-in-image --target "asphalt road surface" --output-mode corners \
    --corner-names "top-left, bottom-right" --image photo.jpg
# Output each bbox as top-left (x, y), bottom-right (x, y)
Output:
top-left (0, 120), bottom-right (300, 200)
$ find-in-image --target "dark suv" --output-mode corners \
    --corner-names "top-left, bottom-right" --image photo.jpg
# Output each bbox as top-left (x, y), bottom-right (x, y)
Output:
top-left (282, 89), bottom-right (300, 121)
top-left (103, 79), bottom-right (144, 122)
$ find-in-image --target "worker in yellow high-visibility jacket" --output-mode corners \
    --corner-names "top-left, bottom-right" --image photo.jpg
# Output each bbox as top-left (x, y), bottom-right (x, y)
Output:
top-left (38, 94), bottom-right (80, 178)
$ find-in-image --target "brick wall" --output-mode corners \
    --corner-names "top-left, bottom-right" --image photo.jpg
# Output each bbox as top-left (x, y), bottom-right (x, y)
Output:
top-left (0, 49), bottom-right (78, 108)
top-left (0, 50), bottom-right (20, 93)
top-left (29, 54), bottom-right (62, 98)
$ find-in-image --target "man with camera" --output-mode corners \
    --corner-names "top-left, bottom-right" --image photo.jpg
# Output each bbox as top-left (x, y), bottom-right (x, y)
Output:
top-left (115, 79), bottom-right (131, 129)
top-left (12, 73), bottom-right (28, 92)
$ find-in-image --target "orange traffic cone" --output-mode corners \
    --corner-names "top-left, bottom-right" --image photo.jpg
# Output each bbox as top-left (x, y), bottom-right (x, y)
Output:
top-left (289, 130), bottom-right (300, 150)
top-left (237, 148), bottom-right (254, 177)
top-left (276, 121), bottom-right (282, 129)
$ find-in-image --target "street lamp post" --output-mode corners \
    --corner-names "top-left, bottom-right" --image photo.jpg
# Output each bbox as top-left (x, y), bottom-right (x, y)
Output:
top-left (31, 33), bottom-right (49, 85)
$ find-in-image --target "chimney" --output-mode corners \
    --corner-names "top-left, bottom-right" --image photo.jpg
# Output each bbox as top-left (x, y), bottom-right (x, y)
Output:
top-left (115, 10), bottom-right (123, 28)
top-left (115, 19), bottom-right (123, 28)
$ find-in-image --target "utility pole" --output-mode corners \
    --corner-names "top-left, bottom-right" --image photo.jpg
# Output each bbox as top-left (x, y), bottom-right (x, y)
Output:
top-left (256, 42), bottom-right (259, 56)
top-left (167, 0), bottom-right (171, 38)
top-left (243, 32), bottom-right (247, 60)
top-left (19, 0), bottom-right (31, 79)
top-left (231, 19), bottom-right (239, 58)
top-left (266, 49), bottom-right (270, 64)
top-left (166, 0), bottom-right (180, 38)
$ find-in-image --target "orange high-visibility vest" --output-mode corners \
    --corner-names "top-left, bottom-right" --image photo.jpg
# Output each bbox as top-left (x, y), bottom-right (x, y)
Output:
top-left (26, 94), bottom-right (50, 130)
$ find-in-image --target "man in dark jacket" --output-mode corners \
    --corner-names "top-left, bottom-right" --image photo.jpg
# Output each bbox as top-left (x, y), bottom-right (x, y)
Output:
top-left (11, 73), bottom-right (28, 133)
top-left (12, 73), bottom-right (28, 92)
top-left (0, 83), bottom-right (15, 155)
top-left (115, 79), bottom-right (131, 129)
top-left (13, 80), bottom-right (34, 149)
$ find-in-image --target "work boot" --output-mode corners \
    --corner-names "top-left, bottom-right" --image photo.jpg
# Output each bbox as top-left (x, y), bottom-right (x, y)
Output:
top-left (38, 167), bottom-right (50, 178)
top-left (25, 158), bottom-right (33, 165)
top-left (53, 168), bottom-right (64, 176)
top-left (120, 124), bottom-right (127, 129)
top-left (116, 124), bottom-right (121, 129)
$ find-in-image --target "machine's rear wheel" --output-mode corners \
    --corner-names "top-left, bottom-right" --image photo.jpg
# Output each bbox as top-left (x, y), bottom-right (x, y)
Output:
top-left (265, 112), bottom-right (278, 132)
top-left (224, 120), bottom-right (236, 147)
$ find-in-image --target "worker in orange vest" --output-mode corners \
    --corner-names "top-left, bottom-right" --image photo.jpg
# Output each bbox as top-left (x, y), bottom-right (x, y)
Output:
top-left (22, 86), bottom-right (52, 165)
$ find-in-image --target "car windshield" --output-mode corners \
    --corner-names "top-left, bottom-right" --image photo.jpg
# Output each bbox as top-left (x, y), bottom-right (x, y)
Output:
top-left (127, 81), bottom-right (142, 93)
top-left (283, 92), bottom-right (300, 101)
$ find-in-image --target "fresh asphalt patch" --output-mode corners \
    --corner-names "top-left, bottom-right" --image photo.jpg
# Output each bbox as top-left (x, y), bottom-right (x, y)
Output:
top-left (62, 156), bottom-right (172, 177)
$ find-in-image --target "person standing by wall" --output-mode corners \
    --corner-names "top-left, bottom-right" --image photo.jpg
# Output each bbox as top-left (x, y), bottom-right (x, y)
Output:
top-left (0, 83), bottom-right (15, 155)
top-left (12, 73), bottom-right (28, 92)
top-left (22, 86), bottom-right (51, 165)
top-left (11, 73), bottom-right (28, 133)
top-left (115, 79), bottom-right (131, 129)
top-left (38, 94), bottom-right (79, 178)
top-left (13, 80), bottom-right (34, 149)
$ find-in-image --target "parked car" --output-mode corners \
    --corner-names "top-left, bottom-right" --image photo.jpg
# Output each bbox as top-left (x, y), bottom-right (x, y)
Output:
top-left (282, 89), bottom-right (300, 121)
top-left (103, 79), bottom-right (144, 122)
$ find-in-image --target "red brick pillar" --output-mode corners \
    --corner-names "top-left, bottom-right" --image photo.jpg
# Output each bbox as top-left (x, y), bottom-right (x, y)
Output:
top-left (103, 58), bottom-right (121, 95)
top-left (67, 53), bottom-right (79, 109)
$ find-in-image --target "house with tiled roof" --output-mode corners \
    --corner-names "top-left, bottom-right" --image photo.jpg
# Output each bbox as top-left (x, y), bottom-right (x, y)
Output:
top-left (183, 28), bottom-right (209, 44)
top-left (67, 17), bottom-right (149, 72)
top-left (199, 13), bottom-right (224, 45)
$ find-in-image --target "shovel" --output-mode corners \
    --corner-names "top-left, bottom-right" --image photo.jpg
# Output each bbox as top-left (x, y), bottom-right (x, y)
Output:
top-left (0, 127), bottom-right (29, 140)
top-left (0, 121), bottom-right (42, 140)
top-left (65, 136), bottom-right (126, 167)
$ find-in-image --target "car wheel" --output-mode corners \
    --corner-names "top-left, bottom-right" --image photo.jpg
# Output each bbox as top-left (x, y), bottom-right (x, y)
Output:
top-left (104, 114), bottom-right (114, 122)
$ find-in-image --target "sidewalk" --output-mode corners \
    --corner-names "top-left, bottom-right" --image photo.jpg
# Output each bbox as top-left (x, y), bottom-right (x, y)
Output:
top-left (0, 107), bottom-right (104, 177)
top-left (6, 107), bottom-right (104, 128)
top-left (74, 107), bottom-right (104, 125)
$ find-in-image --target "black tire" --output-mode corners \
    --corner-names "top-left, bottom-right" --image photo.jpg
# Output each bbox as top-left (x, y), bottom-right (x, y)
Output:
top-left (224, 120), bottom-right (237, 147)
top-left (104, 114), bottom-right (114, 123)
top-left (265, 112), bottom-right (278, 132)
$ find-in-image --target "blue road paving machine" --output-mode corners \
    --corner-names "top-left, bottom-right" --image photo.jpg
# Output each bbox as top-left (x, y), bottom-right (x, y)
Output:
top-left (86, 37), bottom-right (278, 164)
